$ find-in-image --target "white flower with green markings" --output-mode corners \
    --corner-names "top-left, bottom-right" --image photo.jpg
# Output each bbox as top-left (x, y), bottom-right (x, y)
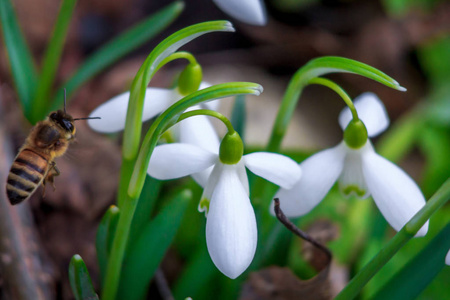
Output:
top-left (274, 93), bottom-right (428, 237)
top-left (149, 130), bottom-right (301, 278)
top-left (213, 0), bottom-right (267, 26)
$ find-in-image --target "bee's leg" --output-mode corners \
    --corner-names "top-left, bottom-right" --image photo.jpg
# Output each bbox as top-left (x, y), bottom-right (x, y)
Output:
top-left (43, 162), bottom-right (60, 192)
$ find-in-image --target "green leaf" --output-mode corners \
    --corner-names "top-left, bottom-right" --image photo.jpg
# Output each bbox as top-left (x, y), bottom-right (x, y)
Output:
top-left (417, 36), bottom-right (450, 86)
top-left (69, 254), bottom-right (99, 300)
top-left (117, 189), bottom-right (192, 300)
top-left (95, 205), bottom-right (120, 285)
top-left (49, 1), bottom-right (185, 112)
top-left (372, 223), bottom-right (450, 300)
top-left (230, 95), bottom-right (247, 140)
top-left (30, 0), bottom-right (77, 124)
top-left (127, 175), bottom-right (162, 248)
top-left (0, 0), bottom-right (38, 118)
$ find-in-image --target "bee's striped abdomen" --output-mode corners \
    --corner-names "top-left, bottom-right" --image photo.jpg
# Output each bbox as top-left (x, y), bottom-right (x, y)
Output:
top-left (6, 149), bottom-right (48, 205)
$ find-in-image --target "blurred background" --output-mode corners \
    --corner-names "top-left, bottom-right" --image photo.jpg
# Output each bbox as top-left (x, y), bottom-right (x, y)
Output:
top-left (0, 0), bottom-right (449, 299)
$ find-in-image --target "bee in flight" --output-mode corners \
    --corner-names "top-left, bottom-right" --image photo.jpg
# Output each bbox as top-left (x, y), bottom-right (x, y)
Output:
top-left (6, 92), bottom-right (100, 205)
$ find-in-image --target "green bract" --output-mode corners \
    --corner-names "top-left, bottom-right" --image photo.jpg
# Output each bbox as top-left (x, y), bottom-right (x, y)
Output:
top-left (178, 63), bottom-right (203, 96)
top-left (219, 131), bottom-right (244, 164)
top-left (344, 119), bottom-right (368, 149)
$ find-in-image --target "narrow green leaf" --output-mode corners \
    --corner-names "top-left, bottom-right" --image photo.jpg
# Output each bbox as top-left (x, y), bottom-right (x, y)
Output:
top-left (127, 175), bottom-right (162, 248)
top-left (49, 1), bottom-right (185, 112)
top-left (30, 0), bottom-right (77, 124)
top-left (0, 0), bottom-right (38, 117)
top-left (117, 189), bottom-right (192, 300)
top-left (95, 205), bottom-right (120, 285)
top-left (69, 254), bottom-right (99, 300)
top-left (372, 223), bottom-right (450, 300)
top-left (230, 95), bottom-right (246, 140)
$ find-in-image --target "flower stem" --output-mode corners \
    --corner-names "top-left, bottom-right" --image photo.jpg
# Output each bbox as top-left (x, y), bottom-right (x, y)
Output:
top-left (335, 178), bottom-right (450, 300)
top-left (158, 51), bottom-right (197, 69)
top-left (178, 109), bottom-right (235, 133)
top-left (307, 77), bottom-right (359, 121)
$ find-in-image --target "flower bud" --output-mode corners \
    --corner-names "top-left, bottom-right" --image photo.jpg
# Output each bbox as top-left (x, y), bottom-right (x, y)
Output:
top-left (219, 131), bottom-right (243, 164)
top-left (343, 119), bottom-right (368, 149)
top-left (178, 63), bottom-right (203, 96)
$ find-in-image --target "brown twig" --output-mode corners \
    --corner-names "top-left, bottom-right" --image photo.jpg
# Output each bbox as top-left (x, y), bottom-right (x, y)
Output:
top-left (155, 268), bottom-right (174, 300)
top-left (273, 198), bottom-right (332, 263)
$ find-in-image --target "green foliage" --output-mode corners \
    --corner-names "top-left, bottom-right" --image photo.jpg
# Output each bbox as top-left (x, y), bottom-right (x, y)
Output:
top-left (69, 255), bottom-right (99, 300)
top-left (117, 189), bottom-right (192, 300)
top-left (0, 0), bottom-right (184, 123)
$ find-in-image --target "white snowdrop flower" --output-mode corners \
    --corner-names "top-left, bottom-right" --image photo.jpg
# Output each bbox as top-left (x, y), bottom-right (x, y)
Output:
top-left (148, 131), bottom-right (301, 278)
top-left (213, 0), bottom-right (267, 26)
top-left (274, 92), bottom-right (428, 237)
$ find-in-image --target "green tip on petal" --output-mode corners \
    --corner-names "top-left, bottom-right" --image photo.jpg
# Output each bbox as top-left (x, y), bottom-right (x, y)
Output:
top-left (199, 197), bottom-right (210, 214)
top-left (178, 63), bottom-right (203, 95)
top-left (219, 131), bottom-right (244, 164)
top-left (344, 119), bottom-right (368, 149)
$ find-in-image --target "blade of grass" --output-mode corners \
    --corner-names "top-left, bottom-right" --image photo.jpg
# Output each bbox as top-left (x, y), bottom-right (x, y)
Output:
top-left (30, 0), bottom-right (77, 124)
top-left (230, 95), bottom-right (247, 140)
top-left (372, 223), bottom-right (450, 300)
top-left (95, 205), bottom-right (120, 286)
top-left (69, 255), bottom-right (99, 300)
top-left (49, 1), bottom-right (184, 112)
top-left (117, 189), bottom-right (192, 300)
top-left (0, 0), bottom-right (38, 118)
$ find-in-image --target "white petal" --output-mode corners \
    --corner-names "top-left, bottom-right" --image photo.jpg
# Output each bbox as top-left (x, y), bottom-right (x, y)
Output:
top-left (213, 0), bottom-right (267, 26)
top-left (199, 162), bottom-right (224, 213)
top-left (147, 143), bottom-right (216, 180)
top-left (244, 152), bottom-right (301, 189)
top-left (272, 143), bottom-right (346, 217)
top-left (339, 92), bottom-right (390, 137)
top-left (338, 142), bottom-right (371, 199)
top-left (206, 164), bottom-right (257, 278)
top-left (362, 150), bottom-right (428, 236)
top-left (192, 166), bottom-right (214, 188)
top-left (180, 105), bottom-right (220, 154)
top-left (446, 250), bottom-right (450, 266)
top-left (88, 88), bottom-right (175, 133)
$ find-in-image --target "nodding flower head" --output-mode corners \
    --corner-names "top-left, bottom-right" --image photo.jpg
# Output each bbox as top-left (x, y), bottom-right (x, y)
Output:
top-left (273, 92), bottom-right (428, 237)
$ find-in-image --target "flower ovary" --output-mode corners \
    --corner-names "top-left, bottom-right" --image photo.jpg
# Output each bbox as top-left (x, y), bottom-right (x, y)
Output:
top-left (178, 63), bottom-right (203, 96)
top-left (219, 131), bottom-right (244, 164)
top-left (344, 119), bottom-right (368, 149)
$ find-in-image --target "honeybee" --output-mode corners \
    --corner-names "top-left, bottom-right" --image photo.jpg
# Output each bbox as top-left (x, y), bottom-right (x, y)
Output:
top-left (6, 94), bottom-right (100, 205)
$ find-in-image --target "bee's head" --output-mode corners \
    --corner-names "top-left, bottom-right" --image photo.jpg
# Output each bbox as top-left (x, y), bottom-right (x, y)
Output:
top-left (49, 110), bottom-right (76, 135)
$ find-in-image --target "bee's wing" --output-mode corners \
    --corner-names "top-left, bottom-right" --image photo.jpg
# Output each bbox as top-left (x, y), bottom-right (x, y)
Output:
top-left (36, 124), bottom-right (61, 146)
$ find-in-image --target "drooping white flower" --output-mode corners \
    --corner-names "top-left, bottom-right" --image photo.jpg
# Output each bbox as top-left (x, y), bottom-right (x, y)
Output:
top-left (446, 249), bottom-right (450, 266)
top-left (213, 0), bottom-right (267, 26)
top-left (148, 133), bottom-right (301, 278)
top-left (274, 92), bottom-right (428, 237)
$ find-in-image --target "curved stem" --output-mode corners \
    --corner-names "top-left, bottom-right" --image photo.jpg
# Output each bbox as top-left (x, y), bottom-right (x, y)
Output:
top-left (158, 51), bottom-right (197, 69)
top-left (178, 109), bottom-right (234, 133)
top-left (335, 178), bottom-right (450, 300)
top-left (308, 77), bottom-right (359, 121)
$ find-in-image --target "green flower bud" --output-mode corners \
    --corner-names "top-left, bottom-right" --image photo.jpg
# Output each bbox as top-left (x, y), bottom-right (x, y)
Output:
top-left (178, 63), bottom-right (202, 96)
top-left (219, 131), bottom-right (244, 164)
top-left (344, 119), bottom-right (368, 149)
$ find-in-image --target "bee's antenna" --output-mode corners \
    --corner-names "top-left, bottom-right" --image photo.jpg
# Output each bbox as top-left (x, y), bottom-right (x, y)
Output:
top-left (73, 117), bottom-right (101, 121)
top-left (64, 88), bottom-right (67, 113)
